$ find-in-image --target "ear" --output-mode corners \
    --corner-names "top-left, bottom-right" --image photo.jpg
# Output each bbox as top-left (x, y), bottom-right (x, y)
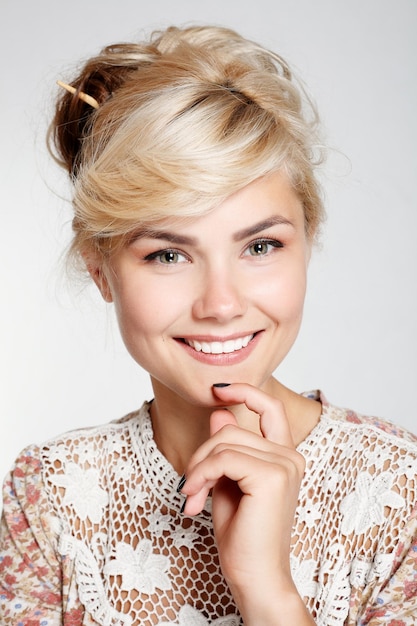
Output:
top-left (82, 251), bottom-right (113, 303)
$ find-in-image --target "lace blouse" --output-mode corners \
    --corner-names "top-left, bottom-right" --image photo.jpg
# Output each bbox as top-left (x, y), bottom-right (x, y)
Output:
top-left (1, 392), bottom-right (417, 625)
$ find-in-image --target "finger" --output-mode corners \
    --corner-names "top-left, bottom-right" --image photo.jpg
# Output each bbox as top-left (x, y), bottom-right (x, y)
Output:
top-left (260, 407), bottom-right (293, 448)
top-left (187, 443), bottom-right (288, 491)
top-left (210, 408), bottom-right (238, 437)
top-left (212, 383), bottom-right (294, 446)
top-left (182, 447), bottom-right (299, 515)
top-left (182, 449), bottom-right (258, 515)
top-left (188, 419), bottom-right (281, 474)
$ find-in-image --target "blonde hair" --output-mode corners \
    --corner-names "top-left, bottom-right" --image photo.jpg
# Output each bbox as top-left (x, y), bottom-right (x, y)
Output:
top-left (49, 25), bottom-right (325, 264)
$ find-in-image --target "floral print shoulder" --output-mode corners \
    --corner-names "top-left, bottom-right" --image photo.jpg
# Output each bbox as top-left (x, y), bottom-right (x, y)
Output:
top-left (1, 393), bottom-right (417, 625)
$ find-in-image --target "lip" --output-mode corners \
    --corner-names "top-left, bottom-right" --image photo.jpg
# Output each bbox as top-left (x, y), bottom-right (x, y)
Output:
top-left (179, 331), bottom-right (258, 342)
top-left (175, 331), bottom-right (262, 365)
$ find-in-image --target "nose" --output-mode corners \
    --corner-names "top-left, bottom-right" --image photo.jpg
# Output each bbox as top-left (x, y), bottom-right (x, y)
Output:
top-left (192, 265), bottom-right (247, 323)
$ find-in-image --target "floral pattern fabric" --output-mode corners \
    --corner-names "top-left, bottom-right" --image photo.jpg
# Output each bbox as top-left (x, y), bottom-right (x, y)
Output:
top-left (1, 392), bottom-right (417, 625)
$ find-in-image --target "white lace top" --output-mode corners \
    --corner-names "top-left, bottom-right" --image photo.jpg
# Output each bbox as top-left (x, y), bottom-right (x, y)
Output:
top-left (1, 392), bottom-right (417, 625)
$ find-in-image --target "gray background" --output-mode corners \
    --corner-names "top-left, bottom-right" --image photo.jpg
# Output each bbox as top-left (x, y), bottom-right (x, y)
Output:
top-left (1, 0), bottom-right (416, 494)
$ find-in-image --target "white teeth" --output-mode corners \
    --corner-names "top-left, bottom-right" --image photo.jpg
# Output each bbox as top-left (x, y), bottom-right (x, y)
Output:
top-left (185, 334), bottom-right (254, 354)
top-left (223, 340), bottom-right (236, 353)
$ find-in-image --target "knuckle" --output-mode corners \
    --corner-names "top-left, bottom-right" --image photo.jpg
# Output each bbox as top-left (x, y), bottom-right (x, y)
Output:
top-left (212, 442), bottom-right (230, 456)
top-left (214, 446), bottom-right (238, 467)
top-left (219, 423), bottom-right (237, 436)
top-left (270, 453), bottom-right (304, 486)
top-left (293, 450), bottom-right (306, 474)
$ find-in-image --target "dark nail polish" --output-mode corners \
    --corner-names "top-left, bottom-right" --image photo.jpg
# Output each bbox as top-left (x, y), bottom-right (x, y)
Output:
top-left (180, 497), bottom-right (187, 514)
top-left (177, 474), bottom-right (186, 493)
top-left (213, 383), bottom-right (231, 388)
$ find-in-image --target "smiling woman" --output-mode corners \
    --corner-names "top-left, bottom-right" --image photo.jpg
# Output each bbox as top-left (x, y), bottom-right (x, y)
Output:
top-left (1, 23), bottom-right (416, 626)
top-left (95, 172), bottom-right (309, 412)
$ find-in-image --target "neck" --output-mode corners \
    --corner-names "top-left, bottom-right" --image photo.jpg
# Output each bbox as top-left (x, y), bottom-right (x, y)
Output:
top-left (149, 381), bottom-right (213, 474)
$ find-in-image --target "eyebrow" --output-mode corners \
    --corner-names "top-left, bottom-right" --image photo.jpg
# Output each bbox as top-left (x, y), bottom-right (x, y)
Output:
top-left (130, 215), bottom-right (293, 246)
top-left (232, 216), bottom-right (294, 241)
top-left (130, 229), bottom-right (198, 246)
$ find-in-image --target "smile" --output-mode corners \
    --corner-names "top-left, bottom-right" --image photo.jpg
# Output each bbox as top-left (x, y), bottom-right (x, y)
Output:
top-left (183, 333), bottom-right (254, 354)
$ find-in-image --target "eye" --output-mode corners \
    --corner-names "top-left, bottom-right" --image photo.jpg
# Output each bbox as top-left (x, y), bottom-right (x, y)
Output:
top-left (144, 248), bottom-right (188, 264)
top-left (245, 238), bottom-right (283, 257)
top-left (158, 250), bottom-right (181, 264)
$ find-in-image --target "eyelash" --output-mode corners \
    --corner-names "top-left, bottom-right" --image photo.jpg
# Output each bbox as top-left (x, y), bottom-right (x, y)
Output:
top-left (143, 237), bottom-right (284, 265)
top-left (143, 248), bottom-right (189, 265)
top-left (244, 237), bottom-right (284, 256)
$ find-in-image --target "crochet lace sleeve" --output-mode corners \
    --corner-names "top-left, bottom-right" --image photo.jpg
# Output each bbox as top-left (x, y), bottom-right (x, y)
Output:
top-left (0, 445), bottom-right (79, 624)
top-left (355, 503), bottom-right (417, 625)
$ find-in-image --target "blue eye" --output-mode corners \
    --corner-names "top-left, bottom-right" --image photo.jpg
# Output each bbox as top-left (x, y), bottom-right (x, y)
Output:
top-left (246, 239), bottom-right (283, 256)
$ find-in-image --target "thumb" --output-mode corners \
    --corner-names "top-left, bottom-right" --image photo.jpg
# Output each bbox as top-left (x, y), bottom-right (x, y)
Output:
top-left (210, 409), bottom-right (238, 436)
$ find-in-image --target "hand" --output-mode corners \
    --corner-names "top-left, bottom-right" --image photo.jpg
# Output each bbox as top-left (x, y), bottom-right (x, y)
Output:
top-left (180, 383), bottom-right (308, 621)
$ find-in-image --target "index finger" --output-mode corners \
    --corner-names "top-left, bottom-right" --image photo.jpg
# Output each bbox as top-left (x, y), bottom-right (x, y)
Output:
top-left (212, 383), bottom-right (294, 447)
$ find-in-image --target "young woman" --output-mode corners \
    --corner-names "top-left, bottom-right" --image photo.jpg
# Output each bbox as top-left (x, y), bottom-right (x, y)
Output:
top-left (1, 24), bottom-right (416, 626)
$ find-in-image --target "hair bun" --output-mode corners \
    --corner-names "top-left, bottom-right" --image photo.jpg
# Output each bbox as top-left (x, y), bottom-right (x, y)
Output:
top-left (50, 43), bottom-right (159, 176)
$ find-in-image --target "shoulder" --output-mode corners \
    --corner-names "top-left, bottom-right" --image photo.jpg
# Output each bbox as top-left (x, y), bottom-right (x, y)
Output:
top-left (3, 402), bottom-right (153, 530)
top-left (7, 402), bottom-right (152, 484)
top-left (300, 390), bottom-right (417, 506)
top-left (308, 390), bottom-right (417, 450)
top-left (41, 401), bottom-right (150, 454)
top-left (299, 392), bottom-right (417, 556)
top-left (320, 393), bottom-right (417, 454)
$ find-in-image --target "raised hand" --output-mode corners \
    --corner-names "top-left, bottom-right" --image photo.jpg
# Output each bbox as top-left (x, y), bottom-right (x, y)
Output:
top-left (180, 383), bottom-right (315, 625)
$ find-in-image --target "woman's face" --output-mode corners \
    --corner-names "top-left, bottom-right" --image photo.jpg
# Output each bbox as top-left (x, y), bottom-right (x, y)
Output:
top-left (97, 171), bottom-right (312, 407)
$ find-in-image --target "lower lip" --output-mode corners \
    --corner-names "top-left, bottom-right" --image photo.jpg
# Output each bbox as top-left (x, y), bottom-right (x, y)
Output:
top-left (176, 332), bottom-right (263, 366)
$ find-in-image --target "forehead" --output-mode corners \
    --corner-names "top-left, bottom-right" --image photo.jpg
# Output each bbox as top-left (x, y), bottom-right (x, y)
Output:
top-left (131, 170), bottom-right (305, 237)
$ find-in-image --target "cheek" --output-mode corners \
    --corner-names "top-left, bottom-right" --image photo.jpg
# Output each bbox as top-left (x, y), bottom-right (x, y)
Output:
top-left (112, 276), bottom-right (186, 342)
top-left (255, 264), bottom-right (307, 322)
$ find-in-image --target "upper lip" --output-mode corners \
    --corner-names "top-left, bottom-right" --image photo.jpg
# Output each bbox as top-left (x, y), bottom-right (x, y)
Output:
top-left (177, 331), bottom-right (259, 342)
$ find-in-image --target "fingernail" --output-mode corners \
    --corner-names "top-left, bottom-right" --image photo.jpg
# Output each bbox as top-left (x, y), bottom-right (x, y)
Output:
top-left (213, 383), bottom-right (230, 388)
top-left (177, 474), bottom-right (186, 493)
top-left (180, 497), bottom-right (187, 514)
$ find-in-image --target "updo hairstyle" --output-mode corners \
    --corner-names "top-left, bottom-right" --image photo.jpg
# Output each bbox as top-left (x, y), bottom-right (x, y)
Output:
top-left (48, 25), bottom-right (325, 266)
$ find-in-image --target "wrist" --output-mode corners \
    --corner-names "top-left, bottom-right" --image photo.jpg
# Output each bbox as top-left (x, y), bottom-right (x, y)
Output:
top-left (231, 582), bottom-right (315, 626)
